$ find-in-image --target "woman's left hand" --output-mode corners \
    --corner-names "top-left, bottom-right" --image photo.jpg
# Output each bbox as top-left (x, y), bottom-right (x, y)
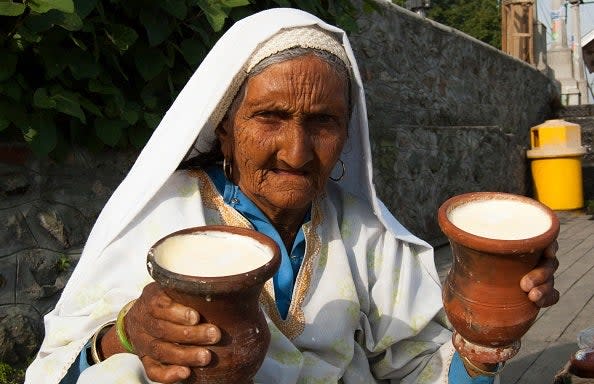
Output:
top-left (520, 240), bottom-right (560, 307)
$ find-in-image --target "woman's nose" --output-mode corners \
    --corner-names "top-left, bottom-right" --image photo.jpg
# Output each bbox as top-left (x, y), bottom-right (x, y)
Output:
top-left (277, 121), bottom-right (314, 169)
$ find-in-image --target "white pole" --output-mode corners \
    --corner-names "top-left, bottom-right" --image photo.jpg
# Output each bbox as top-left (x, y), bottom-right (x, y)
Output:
top-left (568, 0), bottom-right (589, 103)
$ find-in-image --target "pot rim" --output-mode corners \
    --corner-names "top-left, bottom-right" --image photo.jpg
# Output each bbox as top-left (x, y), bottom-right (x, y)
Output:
top-left (437, 192), bottom-right (560, 254)
top-left (147, 225), bottom-right (281, 289)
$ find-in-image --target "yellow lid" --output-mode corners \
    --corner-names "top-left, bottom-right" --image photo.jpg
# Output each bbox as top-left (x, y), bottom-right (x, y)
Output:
top-left (527, 119), bottom-right (586, 158)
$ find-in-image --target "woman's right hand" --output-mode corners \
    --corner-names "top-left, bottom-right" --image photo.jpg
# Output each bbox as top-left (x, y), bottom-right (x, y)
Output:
top-left (104, 282), bottom-right (222, 383)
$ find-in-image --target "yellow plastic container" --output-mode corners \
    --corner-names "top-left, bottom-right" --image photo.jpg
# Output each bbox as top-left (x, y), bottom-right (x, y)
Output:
top-left (526, 119), bottom-right (586, 210)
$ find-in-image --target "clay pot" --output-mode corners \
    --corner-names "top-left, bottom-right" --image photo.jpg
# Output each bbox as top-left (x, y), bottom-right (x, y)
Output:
top-left (570, 348), bottom-right (594, 378)
top-left (438, 192), bottom-right (559, 363)
top-left (147, 225), bottom-right (281, 384)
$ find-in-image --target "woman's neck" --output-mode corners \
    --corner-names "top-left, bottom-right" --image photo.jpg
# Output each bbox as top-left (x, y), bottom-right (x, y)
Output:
top-left (266, 208), bottom-right (308, 251)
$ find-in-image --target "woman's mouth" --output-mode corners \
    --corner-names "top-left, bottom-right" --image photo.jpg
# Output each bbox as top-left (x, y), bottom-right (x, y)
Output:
top-left (272, 168), bottom-right (308, 176)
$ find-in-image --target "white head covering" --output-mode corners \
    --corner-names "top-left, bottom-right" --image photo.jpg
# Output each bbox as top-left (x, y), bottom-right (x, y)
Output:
top-left (26, 8), bottom-right (437, 384)
top-left (67, 7), bottom-right (430, 281)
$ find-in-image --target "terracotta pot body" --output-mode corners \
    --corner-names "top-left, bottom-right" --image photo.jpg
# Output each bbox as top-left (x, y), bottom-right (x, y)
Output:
top-left (147, 225), bottom-right (281, 384)
top-left (438, 192), bottom-right (559, 363)
top-left (570, 348), bottom-right (594, 378)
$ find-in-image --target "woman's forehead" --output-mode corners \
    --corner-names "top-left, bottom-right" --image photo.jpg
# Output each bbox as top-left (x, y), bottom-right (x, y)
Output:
top-left (241, 56), bottom-right (349, 108)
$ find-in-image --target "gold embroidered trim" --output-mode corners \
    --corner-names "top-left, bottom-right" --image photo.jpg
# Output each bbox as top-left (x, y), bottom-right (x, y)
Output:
top-left (189, 169), bottom-right (251, 228)
top-left (188, 169), bottom-right (322, 341)
top-left (260, 198), bottom-right (323, 340)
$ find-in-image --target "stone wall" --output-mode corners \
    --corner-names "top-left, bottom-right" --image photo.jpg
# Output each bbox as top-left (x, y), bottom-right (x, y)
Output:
top-left (0, 147), bottom-right (136, 367)
top-left (556, 105), bottom-right (594, 203)
top-left (349, 1), bottom-right (559, 245)
top-left (0, 1), bottom-right (560, 370)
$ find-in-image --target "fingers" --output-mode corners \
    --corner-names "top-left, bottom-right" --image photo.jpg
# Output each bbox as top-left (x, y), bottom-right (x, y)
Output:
top-left (520, 251), bottom-right (559, 292)
top-left (144, 339), bottom-right (213, 366)
top-left (141, 355), bottom-right (191, 384)
top-left (124, 282), bottom-right (223, 381)
top-left (144, 283), bottom-right (199, 326)
top-left (531, 287), bottom-right (560, 308)
top-left (543, 240), bottom-right (559, 260)
top-left (519, 240), bottom-right (560, 308)
top-left (526, 274), bottom-right (560, 307)
top-left (149, 319), bottom-right (221, 344)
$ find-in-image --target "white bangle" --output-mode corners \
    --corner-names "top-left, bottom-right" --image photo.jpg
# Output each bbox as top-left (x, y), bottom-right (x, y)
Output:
top-left (90, 321), bottom-right (116, 364)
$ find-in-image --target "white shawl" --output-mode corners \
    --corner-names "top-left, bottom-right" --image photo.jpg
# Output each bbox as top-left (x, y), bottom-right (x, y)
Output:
top-left (26, 8), bottom-right (447, 384)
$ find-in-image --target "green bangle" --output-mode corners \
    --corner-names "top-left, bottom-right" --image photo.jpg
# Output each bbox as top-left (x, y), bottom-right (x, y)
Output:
top-left (116, 299), bottom-right (137, 353)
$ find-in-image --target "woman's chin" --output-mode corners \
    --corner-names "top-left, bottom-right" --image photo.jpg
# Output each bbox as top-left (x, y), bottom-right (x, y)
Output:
top-left (257, 190), bottom-right (317, 213)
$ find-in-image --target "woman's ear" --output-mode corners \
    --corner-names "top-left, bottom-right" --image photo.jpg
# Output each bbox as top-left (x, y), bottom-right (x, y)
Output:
top-left (216, 118), bottom-right (232, 158)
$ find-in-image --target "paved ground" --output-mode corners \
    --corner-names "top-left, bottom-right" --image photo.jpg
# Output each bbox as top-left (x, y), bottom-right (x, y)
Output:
top-left (434, 210), bottom-right (594, 383)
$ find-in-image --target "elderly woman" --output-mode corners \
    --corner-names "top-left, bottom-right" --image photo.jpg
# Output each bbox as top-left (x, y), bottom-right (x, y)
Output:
top-left (26, 8), bottom-right (559, 384)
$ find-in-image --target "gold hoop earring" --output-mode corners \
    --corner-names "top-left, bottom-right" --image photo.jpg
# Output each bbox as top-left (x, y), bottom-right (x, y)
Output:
top-left (223, 158), bottom-right (233, 180)
top-left (330, 159), bottom-right (345, 182)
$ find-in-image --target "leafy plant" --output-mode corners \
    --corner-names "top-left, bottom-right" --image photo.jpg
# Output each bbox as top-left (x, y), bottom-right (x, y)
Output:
top-left (391, 0), bottom-right (501, 49)
top-left (0, 0), bottom-right (376, 159)
top-left (56, 253), bottom-right (71, 272)
top-left (0, 361), bottom-right (25, 384)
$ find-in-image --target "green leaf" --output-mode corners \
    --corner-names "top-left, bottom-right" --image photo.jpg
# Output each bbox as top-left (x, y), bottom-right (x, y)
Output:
top-left (69, 34), bottom-right (88, 50)
top-left (336, 13), bottom-right (358, 33)
top-left (88, 79), bottom-right (121, 95)
top-left (134, 46), bottom-right (167, 81)
top-left (37, 45), bottom-right (68, 78)
top-left (94, 118), bottom-right (127, 146)
top-left (105, 24), bottom-right (138, 51)
top-left (186, 21), bottom-right (212, 45)
top-left (128, 124), bottom-right (152, 149)
top-left (0, 53), bottom-right (17, 82)
top-left (104, 98), bottom-right (122, 118)
top-left (75, 0), bottom-right (98, 18)
top-left (227, 5), bottom-right (254, 22)
top-left (219, 0), bottom-right (250, 7)
top-left (0, 2), bottom-right (26, 16)
top-left (57, 12), bottom-right (83, 31)
top-left (164, 42), bottom-right (175, 68)
top-left (196, 0), bottom-right (228, 32)
top-left (139, 8), bottom-right (172, 46)
top-left (52, 91), bottom-right (86, 122)
top-left (159, 0), bottom-right (187, 19)
top-left (68, 50), bottom-right (101, 79)
top-left (140, 87), bottom-right (157, 109)
top-left (12, 27), bottom-right (42, 48)
top-left (78, 96), bottom-right (103, 117)
top-left (0, 79), bottom-right (22, 101)
top-left (28, 0), bottom-right (74, 14)
top-left (107, 55), bottom-right (129, 81)
top-left (143, 112), bottom-right (161, 130)
top-left (33, 88), bottom-right (57, 108)
top-left (25, 112), bottom-right (57, 156)
top-left (25, 11), bottom-right (64, 33)
top-left (271, 0), bottom-right (291, 6)
top-left (179, 39), bottom-right (206, 66)
top-left (122, 102), bottom-right (141, 125)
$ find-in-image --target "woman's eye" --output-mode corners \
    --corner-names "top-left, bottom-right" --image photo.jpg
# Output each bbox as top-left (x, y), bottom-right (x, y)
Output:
top-left (254, 111), bottom-right (286, 121)
top-left (308, 114), bottom-right (335, 125)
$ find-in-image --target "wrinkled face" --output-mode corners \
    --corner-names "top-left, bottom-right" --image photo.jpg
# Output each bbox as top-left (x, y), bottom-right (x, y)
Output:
top-left (217, 54), bottom-right (349, 218)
